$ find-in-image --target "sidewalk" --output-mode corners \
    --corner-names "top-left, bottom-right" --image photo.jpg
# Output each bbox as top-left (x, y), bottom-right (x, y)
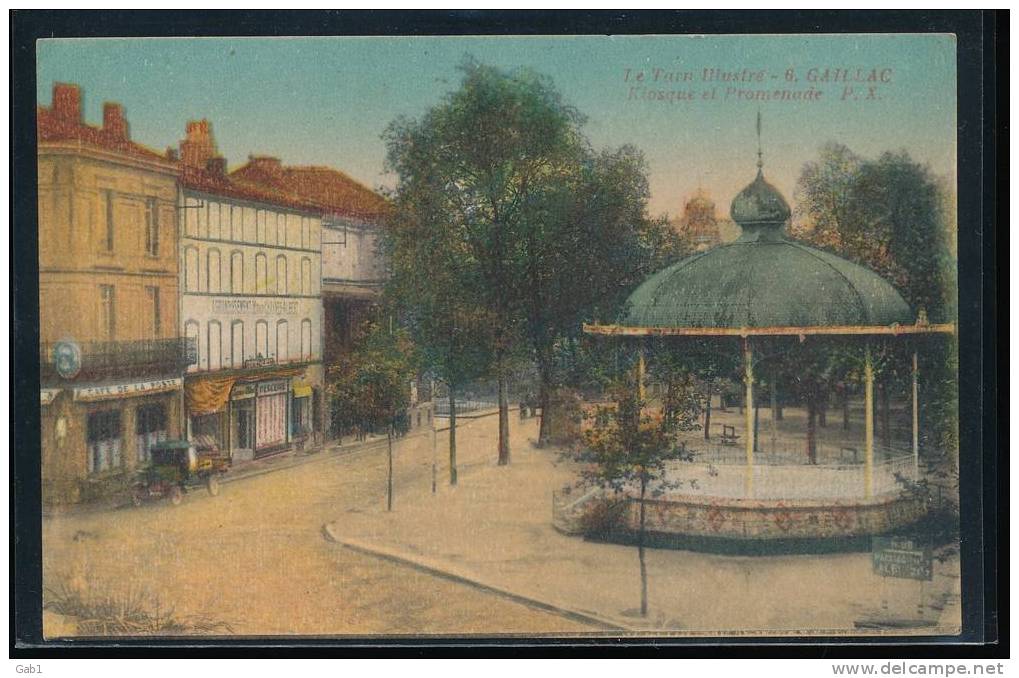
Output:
top-left (324, 415), bottom-right (962, 636)
top-left (43, 427), bottom-right (432, 518)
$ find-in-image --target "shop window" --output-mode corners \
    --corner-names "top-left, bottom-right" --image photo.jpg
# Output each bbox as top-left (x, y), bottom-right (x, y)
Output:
top-left (136, 403), bottom-right (167, 463)
top-left (87, 410), bottom-right (122, 474)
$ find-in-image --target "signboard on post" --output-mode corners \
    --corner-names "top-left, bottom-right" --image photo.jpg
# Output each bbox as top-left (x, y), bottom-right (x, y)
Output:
top-left (872, 536), bottom-right (933, 581)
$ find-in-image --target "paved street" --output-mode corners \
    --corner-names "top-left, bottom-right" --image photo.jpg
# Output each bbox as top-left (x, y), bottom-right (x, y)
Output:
top-left (42, 415), bottom-right (594, 637)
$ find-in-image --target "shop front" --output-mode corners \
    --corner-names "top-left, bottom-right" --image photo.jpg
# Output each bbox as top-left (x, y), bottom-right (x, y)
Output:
top-left (40, 378), bottom-right (183, 505)
top-left (185, 367), bottom-right (318, 462)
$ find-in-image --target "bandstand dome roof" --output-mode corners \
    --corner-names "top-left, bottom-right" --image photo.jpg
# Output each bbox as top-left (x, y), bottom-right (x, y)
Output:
top-left (621, 168), bottom-right (914, 329)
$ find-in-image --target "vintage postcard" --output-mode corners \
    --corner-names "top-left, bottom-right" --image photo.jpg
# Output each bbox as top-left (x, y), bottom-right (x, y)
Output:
top-left (33, 32), bottom-right (967, 640)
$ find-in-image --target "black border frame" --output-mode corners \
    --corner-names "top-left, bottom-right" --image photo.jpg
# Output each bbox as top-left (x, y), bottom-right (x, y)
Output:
top-left (10, 9), bottom-right (1005, 658)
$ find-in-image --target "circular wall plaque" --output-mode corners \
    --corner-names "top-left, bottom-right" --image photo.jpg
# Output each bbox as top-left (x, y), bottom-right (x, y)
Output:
top-left (52, 340), bottom-right (82, 380)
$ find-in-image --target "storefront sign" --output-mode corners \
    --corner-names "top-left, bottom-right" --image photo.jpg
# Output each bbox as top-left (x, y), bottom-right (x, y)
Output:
top-left (212, 299), bottom-right (300, 315)
top-left (257, 380), bottom-right (289, 397)
top-left (231, 384), bottom-right (257, 400)
top-left (872, 537), bottom-right (933, 581)
top-left (244, 356), bottom-right (277, 369)
top-left (41, 389), bottom-right (61, 406)
top-left (74, 378), bottom-right (182, 402)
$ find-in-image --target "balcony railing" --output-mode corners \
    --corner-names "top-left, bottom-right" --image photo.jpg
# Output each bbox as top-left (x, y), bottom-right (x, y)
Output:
top-left (41, 337), bottom-right (196, 383)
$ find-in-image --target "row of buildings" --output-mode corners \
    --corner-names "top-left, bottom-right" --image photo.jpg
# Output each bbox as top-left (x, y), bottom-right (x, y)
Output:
top-left (38, 83), bottom-right (430, 505)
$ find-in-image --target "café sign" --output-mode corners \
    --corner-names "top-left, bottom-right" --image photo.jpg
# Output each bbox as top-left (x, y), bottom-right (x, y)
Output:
top-left (74, 378), bottom-right (182, 402)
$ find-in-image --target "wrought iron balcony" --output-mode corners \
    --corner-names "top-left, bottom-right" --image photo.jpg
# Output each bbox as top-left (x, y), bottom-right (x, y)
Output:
top-left (40, 337), bottom-right (196, 384)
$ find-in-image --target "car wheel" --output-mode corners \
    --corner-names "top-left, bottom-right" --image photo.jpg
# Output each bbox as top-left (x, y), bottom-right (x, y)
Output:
top-left (206, 475), bottom-right (220, 497)
top-left (170, 485), bottom-right (184, 506)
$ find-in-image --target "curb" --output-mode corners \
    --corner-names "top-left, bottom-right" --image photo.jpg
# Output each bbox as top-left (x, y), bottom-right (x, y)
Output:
top-left (321, 524), bottom-right (630, 632)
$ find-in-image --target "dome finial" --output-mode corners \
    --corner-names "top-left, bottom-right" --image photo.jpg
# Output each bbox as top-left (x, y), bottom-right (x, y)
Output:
top-left (756, 110), bottom-right (764, 171)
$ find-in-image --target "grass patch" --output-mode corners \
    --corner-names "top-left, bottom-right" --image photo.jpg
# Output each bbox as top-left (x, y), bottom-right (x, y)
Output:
top-left (44, 577), bottom-right (234, 636)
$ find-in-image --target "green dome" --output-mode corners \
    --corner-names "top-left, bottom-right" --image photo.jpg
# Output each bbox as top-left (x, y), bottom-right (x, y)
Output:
top-left (730, 169), bottom-right (791, 227)
top-left (621, 171), bottom-right (913, 329)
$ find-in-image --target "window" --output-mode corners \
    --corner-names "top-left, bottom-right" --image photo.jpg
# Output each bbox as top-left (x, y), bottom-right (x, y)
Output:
top-left (207, 249), bottom-right (221, 293)
top-left (146, 286), bottom-right (161, 336)
top-left (207, 320), bottom-right (222, 370)
top-left (184, 320), bottom-right (200, 369)
top-left (266, 211), bottom-right (277, 246)
top-left (144, 198), bottom-right (159, 256)
top-left (184, 246), bottom-right (200, 292)
top-left (230, 251), bottom-right (244, 293)
top-left (87, 410), bottom-right (122, 473)
top-left (255, 252), bottom-right (268, 294)
top-left (231, 320), bottom-right (245, 368)
top-left (276, 320), bottom-right (288, 362)
top-left (102, 190), bottom-right (115, 252)
top-left (276, 256), bottom-right (287, 295)
top-left (301, 257), bottom-right (312, 295)
top-left (301, 318), bottom-right (312, 360)
top-left (135, 404), bottom-right (167, 464)
top-left (275, 212), bottom-right (286, 247)
top-left (207, 202), bottom-right (219, 240)
top-left (99, 285), bottom-right (115, 340)
top-left (232, 206), bottom-right (243, 241)
top-left (301, 217), bottom-right (310, 249)
top-left (256, 210), bottom-right (266, 243)
top-left (256, 320), bottom-right (268, 359)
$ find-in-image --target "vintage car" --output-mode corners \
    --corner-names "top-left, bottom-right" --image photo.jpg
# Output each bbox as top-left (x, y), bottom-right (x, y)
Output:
top-left (131, 438), bottom-right (230, 507)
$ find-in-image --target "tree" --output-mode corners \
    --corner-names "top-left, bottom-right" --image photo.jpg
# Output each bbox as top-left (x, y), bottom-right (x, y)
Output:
top-left (794, 145), bottom-right (957, 467)
top-left (383, 180), bottom-right (496, 485)
top-left (571, 360), bottom-right (699, 617)
top-left (384, 58), bottom-right (683, 460)
top-left (326, 318), bottom-right (417, 510)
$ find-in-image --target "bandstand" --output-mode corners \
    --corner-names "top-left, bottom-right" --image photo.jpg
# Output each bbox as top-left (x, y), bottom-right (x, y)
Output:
top-left (578, 148), bottom-right (955, 546)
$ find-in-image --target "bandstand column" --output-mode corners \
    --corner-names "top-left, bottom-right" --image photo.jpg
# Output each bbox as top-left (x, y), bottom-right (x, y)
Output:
top-left (912, 351), bottom-right (919, 476)
top-left (743, 337), bottom-right (755, 497)
top-left (637, 344), bottom-right (646, 402)
top-left (863, 344), bottom-right (875, 499)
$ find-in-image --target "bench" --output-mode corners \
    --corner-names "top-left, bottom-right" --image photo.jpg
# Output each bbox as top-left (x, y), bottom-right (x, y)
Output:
top-left (720, 424), bottom-right (741, 447)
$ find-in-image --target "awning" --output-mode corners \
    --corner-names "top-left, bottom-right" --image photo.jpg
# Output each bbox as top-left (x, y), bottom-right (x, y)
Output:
top-left (186, 366), bottom-right (305, 416)
top-left (292, 381), bottom-right (313, 399)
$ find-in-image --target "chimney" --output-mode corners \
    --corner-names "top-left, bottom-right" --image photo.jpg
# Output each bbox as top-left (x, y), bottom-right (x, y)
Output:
top-left (165, 147), bottom-right (178, 161)
top-left (102, 102), bottom-right (128, 140)
top-left (248, 155), bottom-right (283, 176)
top-left (206, 156), bottom-right (227, 176)
top-left (179, 118), bottom-right (218, 169)
top-left (52, 83), bottom-right (82, 123)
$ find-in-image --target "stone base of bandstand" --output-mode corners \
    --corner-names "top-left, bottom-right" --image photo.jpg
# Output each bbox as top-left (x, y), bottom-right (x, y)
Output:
top-left (559, 493), bottom-right (930, 555)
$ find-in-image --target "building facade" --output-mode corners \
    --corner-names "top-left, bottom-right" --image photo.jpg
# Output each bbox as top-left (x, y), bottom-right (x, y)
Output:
top-left (38, 83), bottom-right (189, 505)
top-left (231, 157), bottom-right (433, 436)
top-left (177, 123), bottom-right (325, 461)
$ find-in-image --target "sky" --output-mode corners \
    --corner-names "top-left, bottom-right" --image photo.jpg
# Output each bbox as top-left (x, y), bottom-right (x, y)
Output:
top-left (37, 34), bottom-right (957, 219)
